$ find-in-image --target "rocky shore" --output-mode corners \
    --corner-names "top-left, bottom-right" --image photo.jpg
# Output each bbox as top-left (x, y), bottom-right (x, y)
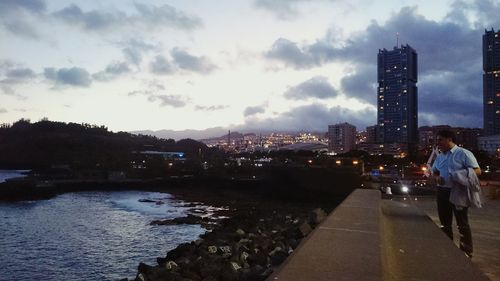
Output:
top-left (124, 190), bottom-right (338, 281)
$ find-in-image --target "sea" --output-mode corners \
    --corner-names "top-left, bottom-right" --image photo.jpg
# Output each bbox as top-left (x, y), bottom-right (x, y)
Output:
top-left (0, 171), bottom-right (214, 280)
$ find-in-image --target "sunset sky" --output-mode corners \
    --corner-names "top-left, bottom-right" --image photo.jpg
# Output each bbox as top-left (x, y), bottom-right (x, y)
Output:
top-left (1, 0), bottom-right (499, 136)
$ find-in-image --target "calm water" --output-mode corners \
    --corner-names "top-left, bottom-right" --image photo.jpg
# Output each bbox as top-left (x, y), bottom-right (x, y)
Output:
top-left (0, 190), bottom-right (210, 281)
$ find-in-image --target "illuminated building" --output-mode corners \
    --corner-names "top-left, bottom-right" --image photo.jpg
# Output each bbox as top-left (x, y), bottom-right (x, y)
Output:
top-left (483, 28), bottom-right (500, 136)
top-left (328, 122), bottom-right (356, 154)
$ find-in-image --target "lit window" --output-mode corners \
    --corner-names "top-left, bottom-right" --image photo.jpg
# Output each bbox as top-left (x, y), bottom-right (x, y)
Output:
top-left (487, 100), bottom-right (494, 104)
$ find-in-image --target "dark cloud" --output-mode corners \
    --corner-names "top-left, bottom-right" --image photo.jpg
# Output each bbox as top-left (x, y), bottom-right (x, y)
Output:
top-left (340, 65), bottom-right (376, 103)
top-left (265, 38), bottom-right (318, 69)
top-left (93, 61), bottom-right (131, 81)
top-left (0, 0), bottom-right (46, 14)
top-left (44, 67), bottom-right (92, 87)
top-left (254, 0), bottom-right (308, 19)
top-left (265, 6), bottom-right (488, 127)
top-left (148, 95), bottom-right (187, 108)
top-left (121, 39), bottom-right (157, 65)
top-left (242, 103), bottom-right (375, 131)
top-left (266, 7), bottom-right (481, 74)
top-left (0, 0), bottom-right (45, 39)
top-left (150, 55), bottom-right (174, 75)
top-left (53, 3), bottom-right (202, 32)
top-left (5, 68), bottom-right (36, 80)
top-left (195, 105), bottom-right (229, 111)
top-left (418, 68), bottom-right (482, 127)
top-left (134, 3), bottom-right (202, 30)
top-left (171, 48), bottom-right (217, 74)
top-left (284, 76), bottom-right (338, 100)
top-left (244, 105), bottom-right (266, 117)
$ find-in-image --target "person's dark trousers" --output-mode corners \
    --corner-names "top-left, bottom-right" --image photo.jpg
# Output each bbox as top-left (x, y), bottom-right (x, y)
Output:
top-left (436, 187), bottom-right (473, 256)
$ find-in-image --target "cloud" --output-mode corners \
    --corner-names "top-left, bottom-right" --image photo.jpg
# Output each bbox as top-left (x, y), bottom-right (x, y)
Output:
top-left (340, 65), bottom-right (377, 103)
top-left (0, 0), bottom-right (46, 39)
top-left (0, 0), bottom-right (46, 14)
top-left (148, 95), bottom-right (187, 108)
top-left (93, 61), bottom-right (131, 81)
top-left (171, 48), bottom-right (217, 74)
top-left (52, 3), bottom-right (202, 32)
top-left (254, 0), bottom-right (309, 19)
top-left (0, 108), bottom-right (7, 114)
top-left (0, 65), bottom-right (36, 98)
top-left (265, 38), bottom-right (318, 69)
top-left (418, 68), bottom-right (482, 127)
top-left (284, 76), bottom-right (338, 100)
top-left (150, 55), bottom-right (174, 75)
top-left (44, 67), bottom-right (92, 87)
top-left (195, 105), bottom-right (229, 111)
top-left (242, 103), bottom-right (375, 131)
top-left (121, 39), bottom-right (157, 65)
top-left (244, 105), bottom-right (266, 117)
top-left (128, 80), bottom-right (188, 108)
top-left (264, 6), bottom-right (487, 127)
top-left (1, 67), bottom-right (36, 84)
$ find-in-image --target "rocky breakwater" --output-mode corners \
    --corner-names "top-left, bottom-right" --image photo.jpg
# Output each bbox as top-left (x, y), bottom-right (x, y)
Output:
top-left (128, 207), bottom-right (328, 281)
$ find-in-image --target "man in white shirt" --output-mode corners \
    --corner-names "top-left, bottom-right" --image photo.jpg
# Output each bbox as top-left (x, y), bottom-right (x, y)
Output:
top-left (431, 129), bottom-right (481, 258)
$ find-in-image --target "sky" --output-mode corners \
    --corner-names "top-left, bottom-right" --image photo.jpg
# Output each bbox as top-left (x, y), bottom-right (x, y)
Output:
top-left (1, 0), bottom-right (499, 137)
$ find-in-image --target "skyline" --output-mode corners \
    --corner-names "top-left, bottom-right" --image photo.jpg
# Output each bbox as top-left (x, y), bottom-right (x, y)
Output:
top-left (1, 0), bottom-right (499, 135)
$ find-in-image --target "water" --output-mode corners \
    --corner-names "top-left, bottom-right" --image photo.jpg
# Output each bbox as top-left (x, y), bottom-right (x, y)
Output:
top-left (0, 170), bottom-right (29, 183)
top-left (0, 191), bottom-right (210, 280)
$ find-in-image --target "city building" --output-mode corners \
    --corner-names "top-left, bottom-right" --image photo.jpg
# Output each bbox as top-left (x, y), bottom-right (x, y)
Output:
top-left (483, 28), bottom-right (500, 136)
top-left (377, 44), bottom-right (418, 153)
top-left (478, 134), bottom-right (500, 158)
top-left (328, 122), bottom-right (356, 154)
top-left (418, 125), bottom-right (483, 151)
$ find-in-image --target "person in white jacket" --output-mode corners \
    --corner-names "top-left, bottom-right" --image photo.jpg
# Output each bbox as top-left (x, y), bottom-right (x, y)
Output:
top-left (430, 129), bottom-right (481, 258)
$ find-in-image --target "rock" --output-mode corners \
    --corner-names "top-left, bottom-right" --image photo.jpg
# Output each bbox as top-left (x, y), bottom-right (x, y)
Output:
top-left (195, 239), bottom-right (204, 246)
top-left (138, 262), bottom-right (153, 274)
top-left (166, 261), bottom-right (179, 270)
top-left (230, 262), bottom-right (242, 271)
top-left (298, 222), bottom-right (312, 237)
top-left (236, 229), bottom-right (245, 236)
top-left (240, 252), bottom-right (250, 263)
top-left (135, 273), bottom-right (146, 281)
top-left (309, 208), bottom-right (327, 226)
top-left (219, 245), bottom-right (231, 254)
top-left (208, 246), bottom-right (218, 254)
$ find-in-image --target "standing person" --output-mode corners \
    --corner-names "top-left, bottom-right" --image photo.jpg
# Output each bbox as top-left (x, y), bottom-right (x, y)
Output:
top-left (430, 129), bottom-right (481, 258)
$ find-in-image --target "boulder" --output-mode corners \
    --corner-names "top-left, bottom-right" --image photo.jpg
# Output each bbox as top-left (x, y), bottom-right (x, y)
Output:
top-left (308, 208), bottom-right (327, 226)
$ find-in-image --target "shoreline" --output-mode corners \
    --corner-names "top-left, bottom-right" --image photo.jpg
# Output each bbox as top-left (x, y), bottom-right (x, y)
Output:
top-left (126, 188), bottom-right (343, 281)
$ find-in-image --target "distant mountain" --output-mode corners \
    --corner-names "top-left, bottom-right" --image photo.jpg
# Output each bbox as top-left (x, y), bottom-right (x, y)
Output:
top-left (131, 127), bottom-right (229, 141)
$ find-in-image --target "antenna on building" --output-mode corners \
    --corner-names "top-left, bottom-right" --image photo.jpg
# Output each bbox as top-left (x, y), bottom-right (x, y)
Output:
top-left (396, 32), bottom-right (399, 47)
top-left (228, 130), bottom-right (231, 146)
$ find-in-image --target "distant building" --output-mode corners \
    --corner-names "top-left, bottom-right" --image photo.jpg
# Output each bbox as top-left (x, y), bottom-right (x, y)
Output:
top-left (366, 125), bottom-right (378, 143)
top-left (483, 28), bottom-right (500, 136)
top-left (418, 126), bottom-right (483, 150)
top-left (377, 44), bottom-right (418, 153)
top-left (328, 122), bottom-right (356, 154)
top-left (478, 134), bottom-right (500, 157)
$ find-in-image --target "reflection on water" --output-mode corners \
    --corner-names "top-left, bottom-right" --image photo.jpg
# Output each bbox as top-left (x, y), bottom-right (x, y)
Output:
top-left (0, 191), bottom-right (207, 280)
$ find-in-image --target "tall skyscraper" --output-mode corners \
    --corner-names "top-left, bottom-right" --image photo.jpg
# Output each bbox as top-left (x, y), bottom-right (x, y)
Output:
top-left (483, 28), bottom-right (500, 136)
top-left (328, 122), bottom-right (356, 154)
top-left (377, 44), bottom-right (418, 151)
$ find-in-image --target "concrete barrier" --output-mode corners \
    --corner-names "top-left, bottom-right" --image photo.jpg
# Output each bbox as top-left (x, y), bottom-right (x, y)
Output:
top-left (269, 189), bottom-right (490, 281)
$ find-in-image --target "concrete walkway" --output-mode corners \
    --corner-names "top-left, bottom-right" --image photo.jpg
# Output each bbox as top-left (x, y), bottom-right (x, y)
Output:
top-left (396, 191), bottom-right (500, 281)
top-left (270, 189), bottom-right (490, 281)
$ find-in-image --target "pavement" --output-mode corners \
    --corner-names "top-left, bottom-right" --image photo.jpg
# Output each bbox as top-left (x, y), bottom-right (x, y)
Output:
top-left (392, 184), bottom-right (500, 281)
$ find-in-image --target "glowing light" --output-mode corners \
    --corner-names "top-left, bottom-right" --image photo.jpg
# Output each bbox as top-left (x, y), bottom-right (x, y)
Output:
top-left (401, 186), bottom-right (409, 193)
top-left (379, 166), bottom-right (384, 170)
top-left (353, 160), bottom-right (359, 165)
